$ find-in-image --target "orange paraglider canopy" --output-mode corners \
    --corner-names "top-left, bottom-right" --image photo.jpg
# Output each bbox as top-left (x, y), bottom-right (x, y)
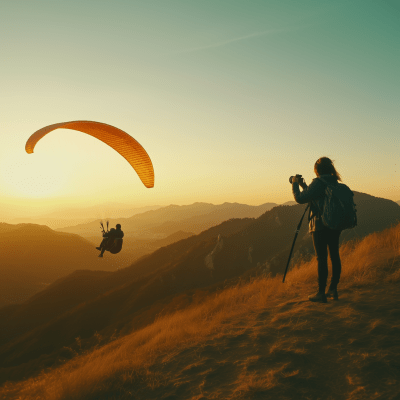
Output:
top-left (25, 121), bottom-right (154, 188)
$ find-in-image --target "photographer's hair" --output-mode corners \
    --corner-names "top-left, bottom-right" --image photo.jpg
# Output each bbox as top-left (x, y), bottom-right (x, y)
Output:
top-left (314, 157), bottom-right (342, 182)
top-left (116, 224), bottom-right (121, 229)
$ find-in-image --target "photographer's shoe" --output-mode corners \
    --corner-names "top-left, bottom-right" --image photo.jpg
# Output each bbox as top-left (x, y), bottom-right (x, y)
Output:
top-left (326, 288), bottom-right (339, 300)
top-left (308, 292), bottom-right (327, 303)
top-left (96, 247), bottom-right (101, 250)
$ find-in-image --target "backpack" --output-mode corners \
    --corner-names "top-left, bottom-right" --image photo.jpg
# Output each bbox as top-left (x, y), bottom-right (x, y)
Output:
top-left (314, 177), bottom-right (357, 230)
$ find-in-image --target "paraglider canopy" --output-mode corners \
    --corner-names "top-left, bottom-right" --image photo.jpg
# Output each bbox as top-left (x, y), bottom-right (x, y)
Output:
top-left (25, 120), bottom-right (154, 188)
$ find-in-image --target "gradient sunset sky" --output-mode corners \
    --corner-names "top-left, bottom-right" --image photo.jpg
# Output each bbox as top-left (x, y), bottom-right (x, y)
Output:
top-left (1, 0), bottom-right (399, 218)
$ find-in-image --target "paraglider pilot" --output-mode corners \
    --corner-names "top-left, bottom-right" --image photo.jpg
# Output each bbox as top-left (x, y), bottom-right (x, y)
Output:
top-left (97, 223), bottom-right (124, 257)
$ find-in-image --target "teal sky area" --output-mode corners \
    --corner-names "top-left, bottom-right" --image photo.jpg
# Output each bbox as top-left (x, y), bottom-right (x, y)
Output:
top-left (0, 0), bottom-right (399, 217)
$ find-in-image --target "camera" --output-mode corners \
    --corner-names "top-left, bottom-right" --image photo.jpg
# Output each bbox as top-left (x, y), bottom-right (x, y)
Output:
top-left (289, 174), bottom-right (303, 184)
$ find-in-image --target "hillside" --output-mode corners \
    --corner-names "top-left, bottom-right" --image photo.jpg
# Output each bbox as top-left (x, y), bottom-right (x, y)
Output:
top-left (0, 191), bottom-right (399, 386)
top-left (56, 202), bottom-right (280, 238)
top-left (207, 191), bottom-right (400, 278)
top-left (1, 212), bottom-right (400, 399)
top-left (0, 223), bottom-right (135, 308)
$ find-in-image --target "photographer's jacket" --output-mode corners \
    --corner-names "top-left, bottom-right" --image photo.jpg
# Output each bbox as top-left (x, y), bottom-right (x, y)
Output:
top-left (292, 174), bottom-right (339, 233)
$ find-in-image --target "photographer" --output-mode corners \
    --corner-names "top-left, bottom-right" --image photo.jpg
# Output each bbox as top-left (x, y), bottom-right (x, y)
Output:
top-left (291, 157), bottom-right (343, 303)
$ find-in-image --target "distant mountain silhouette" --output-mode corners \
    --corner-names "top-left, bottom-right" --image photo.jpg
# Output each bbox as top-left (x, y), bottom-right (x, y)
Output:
top-left (0, 192), bottom-right (399, 383)
top-left (281, 200), bottom-right (297, 206)
top-left (56, 202), bottom-right (280, 238)
top-left (35, 203), bottom-right (163, 219)
top-left (0, 223), bottom-right (135, 308)
top-left (5, 204), bottom-right (163, 229)
top-left (7, 217), bottom-right (98, 230)
top-left (144, 203), bottom-right (281, 236)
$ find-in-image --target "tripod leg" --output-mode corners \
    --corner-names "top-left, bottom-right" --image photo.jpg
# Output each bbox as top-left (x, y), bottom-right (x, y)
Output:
top-left (282, 204), bottom-right (309, 283)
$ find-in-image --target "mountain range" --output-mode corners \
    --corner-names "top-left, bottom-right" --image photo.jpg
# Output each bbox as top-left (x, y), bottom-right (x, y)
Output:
top-left (56, 201), bottom-right (296, 238)
top-left (0, 202), bottom-right (294, 309)
top-left (0, 191), bottom-right (399, 384)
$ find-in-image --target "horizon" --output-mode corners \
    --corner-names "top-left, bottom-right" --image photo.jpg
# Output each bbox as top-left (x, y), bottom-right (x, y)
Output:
top-left (1, 194), bottom-right (400, 221)
top-left (0, 199), bottom-right (298, 221)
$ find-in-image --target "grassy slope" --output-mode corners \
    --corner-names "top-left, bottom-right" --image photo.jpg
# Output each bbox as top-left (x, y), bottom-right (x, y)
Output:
top-left (2, 222), bottom-right (400, 400)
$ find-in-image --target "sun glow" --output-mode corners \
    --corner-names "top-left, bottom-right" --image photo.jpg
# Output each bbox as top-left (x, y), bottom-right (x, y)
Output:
top-left (0, 152), bottom-right (70, 198)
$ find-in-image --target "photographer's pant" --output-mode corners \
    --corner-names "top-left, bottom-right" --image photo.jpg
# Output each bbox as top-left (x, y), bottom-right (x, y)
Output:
top-left (311, 227), bottom-right (342, 292)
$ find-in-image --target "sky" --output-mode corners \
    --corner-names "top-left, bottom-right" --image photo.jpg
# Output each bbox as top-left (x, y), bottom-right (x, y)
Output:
top-left (0, 0), bottom-right (399, 218)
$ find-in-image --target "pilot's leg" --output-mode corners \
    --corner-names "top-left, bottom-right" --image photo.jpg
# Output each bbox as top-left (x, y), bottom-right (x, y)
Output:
top-left (99, 238), bottom-right (113, 257)
top-left (96, 238), bottom-right (107, 251)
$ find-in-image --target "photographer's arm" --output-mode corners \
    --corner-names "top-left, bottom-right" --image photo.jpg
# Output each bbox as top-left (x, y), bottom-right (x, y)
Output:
top-left (292, 179), bottom-right (323, 204)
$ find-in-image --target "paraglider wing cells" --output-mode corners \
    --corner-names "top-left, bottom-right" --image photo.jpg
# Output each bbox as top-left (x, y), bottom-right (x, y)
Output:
top-left (25, 120), bottom-right (154, 188)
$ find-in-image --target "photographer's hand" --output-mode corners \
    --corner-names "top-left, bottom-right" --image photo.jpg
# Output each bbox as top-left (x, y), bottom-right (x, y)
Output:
top-left (299, 179), bottom-right (307, 189)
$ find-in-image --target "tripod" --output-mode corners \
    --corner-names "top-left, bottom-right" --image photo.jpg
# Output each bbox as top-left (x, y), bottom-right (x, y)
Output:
top-left (282, 204), bottom-right (310, 283)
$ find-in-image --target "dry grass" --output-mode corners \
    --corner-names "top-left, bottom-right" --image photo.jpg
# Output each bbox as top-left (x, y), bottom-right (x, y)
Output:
top-left (2, 222), bottom-right (400, 400)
